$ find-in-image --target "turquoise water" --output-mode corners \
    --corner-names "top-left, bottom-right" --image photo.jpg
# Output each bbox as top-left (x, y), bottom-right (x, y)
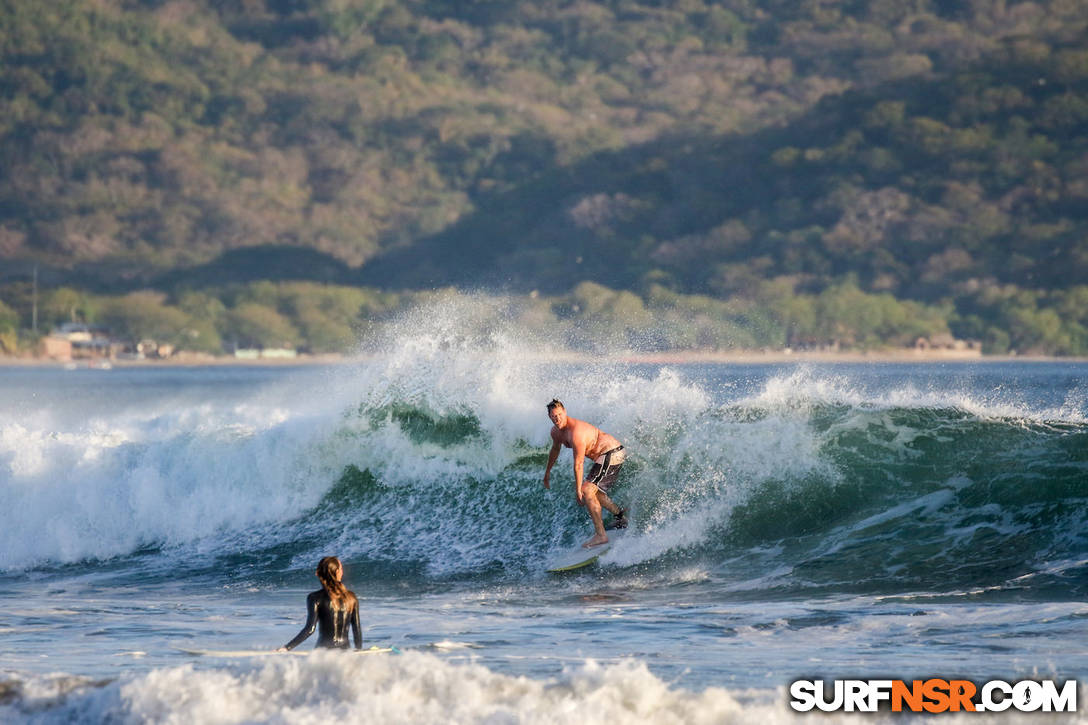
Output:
top-left (1, 327), bottom-right (1086, 722)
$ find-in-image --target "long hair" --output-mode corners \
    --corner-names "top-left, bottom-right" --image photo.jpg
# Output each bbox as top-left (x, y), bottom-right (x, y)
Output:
top-left (316, 556), bottom-right (349, 605)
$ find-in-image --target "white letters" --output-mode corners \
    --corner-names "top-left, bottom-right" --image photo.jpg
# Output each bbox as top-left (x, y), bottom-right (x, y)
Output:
top-left (789, 678), bottom-right (1078, 713)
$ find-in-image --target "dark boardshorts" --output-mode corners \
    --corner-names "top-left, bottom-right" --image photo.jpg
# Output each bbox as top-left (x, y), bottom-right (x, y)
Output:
top-left (586, 446), bottom-right (626, 493)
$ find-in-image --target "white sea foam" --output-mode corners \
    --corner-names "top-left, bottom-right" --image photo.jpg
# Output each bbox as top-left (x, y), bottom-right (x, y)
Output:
top-left (746, 366), bottom-right (1087, 424)
top-left (0, 298), bottom-right (717, 573)
top-left (1, 654), bottom-right (755, 724)
top-left (2, 299), bottom-right (1083, 575)
top-left (0, 381), bottom-right (362, 571)
top-left (3, 653), bottom-right (1081, 724)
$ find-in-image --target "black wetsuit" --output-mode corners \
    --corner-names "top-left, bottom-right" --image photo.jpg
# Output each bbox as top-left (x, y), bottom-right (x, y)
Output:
top-left (283, 589), bottom-right (363, 650)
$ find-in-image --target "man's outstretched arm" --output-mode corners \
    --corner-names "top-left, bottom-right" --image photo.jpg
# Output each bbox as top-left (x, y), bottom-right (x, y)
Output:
top-left (543, 438), bottom-right (561, 489)
top-left (571, 438), bottom-right (587, 505)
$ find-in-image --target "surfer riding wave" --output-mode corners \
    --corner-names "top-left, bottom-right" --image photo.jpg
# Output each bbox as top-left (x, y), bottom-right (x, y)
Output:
top-left (542, 399), bottom-right (628, 548)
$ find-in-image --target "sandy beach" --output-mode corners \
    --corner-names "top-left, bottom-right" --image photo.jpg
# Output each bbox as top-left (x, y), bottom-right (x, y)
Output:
top-left (2, 348), bottom-right (1079, 367)
top-left (3, 347), bottom-right (1083, 368)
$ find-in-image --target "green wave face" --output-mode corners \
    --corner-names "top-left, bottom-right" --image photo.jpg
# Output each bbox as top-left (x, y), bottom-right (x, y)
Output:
top-left (311, 389), bottom-right (1088, 599)
top-left (3, 314), bottom-right (1083, 603)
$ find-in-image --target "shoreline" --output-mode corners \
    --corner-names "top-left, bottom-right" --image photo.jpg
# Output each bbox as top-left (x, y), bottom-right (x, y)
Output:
top-left (1, 349), bottom-right (1085, 368)
top-left (617, 350), bottom-right (1088, 364)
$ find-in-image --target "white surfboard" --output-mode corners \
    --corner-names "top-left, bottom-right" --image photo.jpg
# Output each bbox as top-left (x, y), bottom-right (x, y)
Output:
top-left (176, 646), bottom-right (398, 657)
top-left (546, 530), bottom-right (625, 573)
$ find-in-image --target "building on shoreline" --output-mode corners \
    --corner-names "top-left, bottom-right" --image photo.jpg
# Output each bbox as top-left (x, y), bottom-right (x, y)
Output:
top-left (38, 323), bottom-right (119, 362)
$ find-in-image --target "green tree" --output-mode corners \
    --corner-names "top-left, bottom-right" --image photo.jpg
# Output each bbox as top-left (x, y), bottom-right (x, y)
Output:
top-left (42, 287), bottom-right (97, 327)
top-left (222, 302), bottom-right (300, 350)
top-left (98, 292), bottom-right (191, 346)
top-left (0, 298), bottom-right (18, 353)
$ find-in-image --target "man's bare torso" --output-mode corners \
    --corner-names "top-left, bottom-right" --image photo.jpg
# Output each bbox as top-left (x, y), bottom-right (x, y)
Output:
top-left (551, 416), bottom-right (621, 460)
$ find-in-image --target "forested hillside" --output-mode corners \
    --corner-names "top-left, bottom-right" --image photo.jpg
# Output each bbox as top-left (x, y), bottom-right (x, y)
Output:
top-left (1, 0), bottom-right (1087, 355)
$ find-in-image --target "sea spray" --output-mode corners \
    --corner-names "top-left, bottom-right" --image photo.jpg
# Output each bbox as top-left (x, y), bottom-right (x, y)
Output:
top-left (0, 653), bottom-right (765, 724)
top-left (0, 399), bottom-right (344, 570)
top-left (3, 652), bottom-right (1082, 724)
top-left (0, 301), bottom-right (1085, 601)
top-left (1, 340), bottom-right (1087, 714)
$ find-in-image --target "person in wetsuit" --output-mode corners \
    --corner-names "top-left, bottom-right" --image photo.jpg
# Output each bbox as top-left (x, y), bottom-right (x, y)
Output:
top-left (278, 556), bottom-right (363, 651)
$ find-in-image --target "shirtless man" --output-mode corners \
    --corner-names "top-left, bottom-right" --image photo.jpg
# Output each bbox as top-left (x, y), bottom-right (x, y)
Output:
top-left (542, 399), bottom-right (628, 548)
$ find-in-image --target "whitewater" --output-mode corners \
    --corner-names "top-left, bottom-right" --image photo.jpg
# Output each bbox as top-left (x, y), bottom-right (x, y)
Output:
top-left (1, 300), bottom-right (1086, 723)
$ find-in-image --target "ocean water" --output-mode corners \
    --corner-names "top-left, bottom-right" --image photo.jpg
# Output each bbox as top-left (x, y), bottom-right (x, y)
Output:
top-left (1, 305), bottom-right (1086, 723)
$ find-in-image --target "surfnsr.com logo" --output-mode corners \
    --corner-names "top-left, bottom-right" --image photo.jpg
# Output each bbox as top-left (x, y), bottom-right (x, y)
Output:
top-left (789, 679), bottom-right (1078, 713)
